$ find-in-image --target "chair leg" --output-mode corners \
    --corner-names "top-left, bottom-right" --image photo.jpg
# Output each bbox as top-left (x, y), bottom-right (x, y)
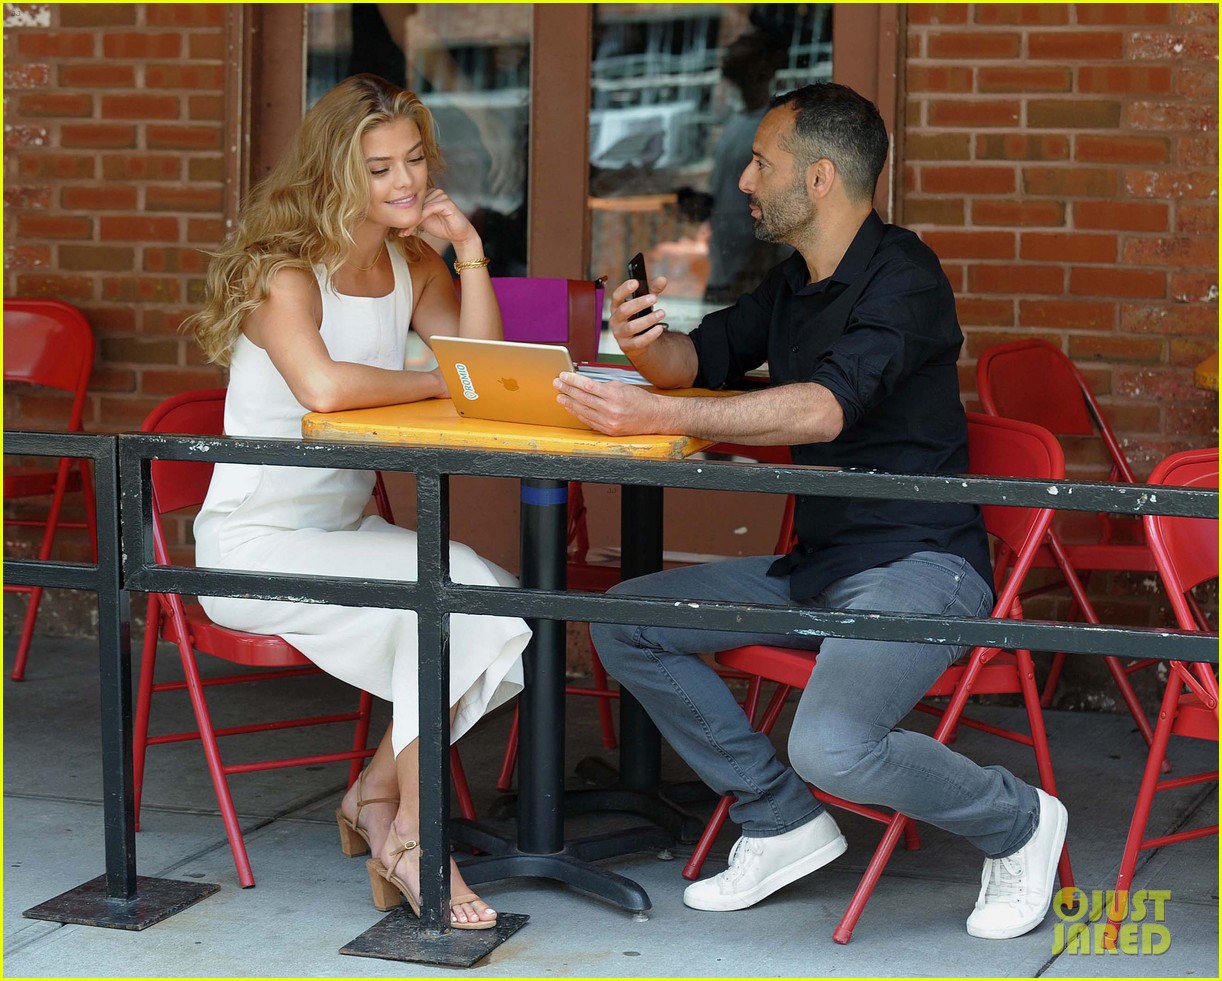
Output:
top-left (1044, 543), bottom-right (1159, 755)
top-left (495, 704), bottom-right (520, 793)
top-left (347, 689), bottom-right (373, 788)
top-left (1101, 655), bottom-right (1158, 754)
top-left (682, 795), bottom-right (732, 881)
top-left (1105, 677), bottom-right (1181, 946)
top-left (1038, 540), bottom-right (1088, 707)
top-left (833, 812), bottom-right (912, 945)
top-left (1015, 648), bottom-right (1074, 892)
top-left (10, 457), bottom-right (77, 681)
top-left (9, 585), bottom-right (43, 682)
top-left (1039, 651), bottom-right (1068, 708)
top-left (1048, 546), bottom-right (1158, 753)
top-left (171, 624), bottom-right (257, 888)
top-left (79, 457), bottom-right (98, 562)
top-left (450, 747), bottom-right (477, 821)
top-left (132, 595), bottom-right (163, 832)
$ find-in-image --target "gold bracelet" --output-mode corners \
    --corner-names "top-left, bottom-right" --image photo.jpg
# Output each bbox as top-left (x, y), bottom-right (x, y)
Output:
top-left (453, 256), bottom-right (491, 271)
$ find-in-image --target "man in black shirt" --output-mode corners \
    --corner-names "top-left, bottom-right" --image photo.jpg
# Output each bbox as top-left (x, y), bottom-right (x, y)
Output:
top-left (557, 83), bottom-right (1067, 940)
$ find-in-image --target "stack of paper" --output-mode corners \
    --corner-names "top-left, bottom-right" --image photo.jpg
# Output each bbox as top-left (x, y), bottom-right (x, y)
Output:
top-left (575, 364), bottom-right (653, 386)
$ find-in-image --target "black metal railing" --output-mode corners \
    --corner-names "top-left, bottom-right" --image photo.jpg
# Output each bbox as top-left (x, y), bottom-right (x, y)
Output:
top-left (119, 431), bottom-right (1217, 663)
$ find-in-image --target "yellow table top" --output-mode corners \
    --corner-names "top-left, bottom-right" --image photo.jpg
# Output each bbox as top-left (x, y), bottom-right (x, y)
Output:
top-left (301, 393), bottom-right (716, 460)
top-left (1193, 351), bottom-right (1218, 392)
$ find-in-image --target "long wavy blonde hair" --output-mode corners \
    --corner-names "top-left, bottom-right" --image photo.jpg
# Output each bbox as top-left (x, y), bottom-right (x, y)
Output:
top-left (185, 74), bottom-right (445, 365)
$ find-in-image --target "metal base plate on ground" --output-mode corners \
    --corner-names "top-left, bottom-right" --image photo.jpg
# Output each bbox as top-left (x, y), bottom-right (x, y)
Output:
top-left (22, 875), bottom-right (220, 931)
top-left (340, 908), bottom-right (529, 968)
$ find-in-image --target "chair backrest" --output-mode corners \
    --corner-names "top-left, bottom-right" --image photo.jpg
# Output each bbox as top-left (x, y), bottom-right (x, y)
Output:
top-left (1143, 448), bottom-right (1218, 629)
top-left (965, 412), bottom-right (1064, 611)
top-left (976, 338), bottom-right (1136, 483)
top-left (456, 277), bottom-right (603, 363)
top-left (4, 298), bottom-right (95, 429)
top-left (142, 389), bottom-right (228, 519)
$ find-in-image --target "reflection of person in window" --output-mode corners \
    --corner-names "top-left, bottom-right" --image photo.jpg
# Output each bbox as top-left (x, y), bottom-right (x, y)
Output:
top-left (349, 3), bottom-right (528, 275)
top-left (704, 30), bottom-right (791, 306)
top-left (648, 187), bottom-right (713, 299)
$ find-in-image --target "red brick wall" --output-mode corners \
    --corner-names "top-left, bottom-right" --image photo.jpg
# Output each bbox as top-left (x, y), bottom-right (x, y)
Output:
top-left (4, 3), bottom-right (228, 436)
top-left (902, 2), bottom-right (1219, 482)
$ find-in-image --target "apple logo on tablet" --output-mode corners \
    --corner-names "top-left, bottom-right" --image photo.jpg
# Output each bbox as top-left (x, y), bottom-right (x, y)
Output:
top-left (498, 377), bottom-right (519, 392)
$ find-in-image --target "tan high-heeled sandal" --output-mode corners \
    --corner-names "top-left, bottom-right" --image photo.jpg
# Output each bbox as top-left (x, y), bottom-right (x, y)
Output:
top-left (335, 771), bottom-right (399, 858)
top-left (366, 828), bottom-right (496, 930)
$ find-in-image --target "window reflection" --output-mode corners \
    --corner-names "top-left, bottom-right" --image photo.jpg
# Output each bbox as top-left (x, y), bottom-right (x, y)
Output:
top-left (307, 3), bottom-right (531, 277)
top-left (589, 4), bottom-right (832, 332)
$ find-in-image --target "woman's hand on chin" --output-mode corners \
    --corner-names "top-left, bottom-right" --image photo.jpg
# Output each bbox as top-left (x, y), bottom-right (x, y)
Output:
top-left (416, 188), bottom-right (478, 253)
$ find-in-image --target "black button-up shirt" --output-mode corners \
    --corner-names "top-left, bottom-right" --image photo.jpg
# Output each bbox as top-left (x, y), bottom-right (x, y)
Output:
top-left (688, 211), bottom-right (993, 602)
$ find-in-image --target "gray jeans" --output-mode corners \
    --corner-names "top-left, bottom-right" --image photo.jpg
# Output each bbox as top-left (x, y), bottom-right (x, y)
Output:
top-left (591, 550), bottom-right (1040, 858)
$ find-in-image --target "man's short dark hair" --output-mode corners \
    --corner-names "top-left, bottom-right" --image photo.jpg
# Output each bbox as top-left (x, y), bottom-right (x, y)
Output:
top-left (769, 83), bottom-right (889, 204)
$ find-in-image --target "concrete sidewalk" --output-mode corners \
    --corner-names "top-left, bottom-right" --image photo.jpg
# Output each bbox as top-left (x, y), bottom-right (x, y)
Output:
top-left (4, 633), bottom-right (1217, 977)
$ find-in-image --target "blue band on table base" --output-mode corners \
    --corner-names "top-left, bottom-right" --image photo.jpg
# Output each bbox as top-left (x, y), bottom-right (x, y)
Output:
top-left (521, 485), bottom-right (569, 506)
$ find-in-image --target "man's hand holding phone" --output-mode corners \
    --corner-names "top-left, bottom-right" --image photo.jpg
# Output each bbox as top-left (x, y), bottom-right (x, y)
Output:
top-left (611, 252), bottom-right (669, 355)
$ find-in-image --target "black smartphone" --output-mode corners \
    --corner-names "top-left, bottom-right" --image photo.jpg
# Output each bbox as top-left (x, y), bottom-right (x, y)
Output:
top-left (626, 252), bottom-right (653, 323)
top-left (625, 251), bottom-right (664, 339)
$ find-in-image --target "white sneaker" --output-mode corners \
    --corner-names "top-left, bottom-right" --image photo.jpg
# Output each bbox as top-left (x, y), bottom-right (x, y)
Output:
top-left (966, 788), bottom-right (1068, 939)
top-left (683, 811), bottom-right (847, 912)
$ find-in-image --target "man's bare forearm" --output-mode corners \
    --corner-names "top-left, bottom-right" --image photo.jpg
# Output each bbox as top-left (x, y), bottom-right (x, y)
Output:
top-left (651, 382), bottom-right (844, 445)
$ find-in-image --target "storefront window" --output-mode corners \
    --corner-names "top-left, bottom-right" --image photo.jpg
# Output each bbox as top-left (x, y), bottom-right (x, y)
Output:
top-left (306, 3), bottom-right (532, 277)
top-left (588, 3), bottom-right (832, 331)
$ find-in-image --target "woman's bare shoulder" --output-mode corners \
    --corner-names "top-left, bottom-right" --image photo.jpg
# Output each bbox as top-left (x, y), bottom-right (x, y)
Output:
top-left (265, 263), bottom-right (318, 299)
top-left (245, 264), bottom-right (322, 344)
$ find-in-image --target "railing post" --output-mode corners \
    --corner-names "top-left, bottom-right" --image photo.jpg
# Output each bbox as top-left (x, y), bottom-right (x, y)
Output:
top-left (20, 433), bottom-right (219, 930)
top-left (95, 436), bottom-right (136, 900)
top-left (415, 469), bottom-right (452, 935)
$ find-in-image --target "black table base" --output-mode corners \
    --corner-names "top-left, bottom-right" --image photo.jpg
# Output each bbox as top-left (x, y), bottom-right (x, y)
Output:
top-left (488, 767), bottom-right (712, 845)
top-left (22, 875), bottom-right (219, 931)
top-left (340, 907), bottom-right (530, 968)
top-left (560, 484), bottom-right (717, 845)
top-left (436, 479), bottom-right (684, 915)
top-left (449, 813), bottom-right (669, 914)
top-left (566, 761), bottom-right (714, 844)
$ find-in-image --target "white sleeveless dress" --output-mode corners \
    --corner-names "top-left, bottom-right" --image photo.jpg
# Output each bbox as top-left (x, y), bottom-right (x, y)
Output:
top-left (194, 246), bottom-right (528, 756)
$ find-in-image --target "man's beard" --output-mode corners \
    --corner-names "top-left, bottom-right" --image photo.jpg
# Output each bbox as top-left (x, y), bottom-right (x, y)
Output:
top-left (751, 178), bottom-right (812, 244)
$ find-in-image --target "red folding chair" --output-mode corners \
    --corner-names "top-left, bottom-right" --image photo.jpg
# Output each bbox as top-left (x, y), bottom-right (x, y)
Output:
top-left (133, 389), bottom-right (474, 888)
top-left (680, 413), bottom-right (1075, 943)
top-left (976, 339), bottom-right (1158, 747)
top-left (1105, 447), bottom-right (1218, 944)
top-left (4, 298), bottom-right (97, 681)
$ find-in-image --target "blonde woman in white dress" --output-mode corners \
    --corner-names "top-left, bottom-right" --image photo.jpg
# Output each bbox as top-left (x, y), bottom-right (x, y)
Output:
top-left (184, 74), bottom-right (530, 929)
